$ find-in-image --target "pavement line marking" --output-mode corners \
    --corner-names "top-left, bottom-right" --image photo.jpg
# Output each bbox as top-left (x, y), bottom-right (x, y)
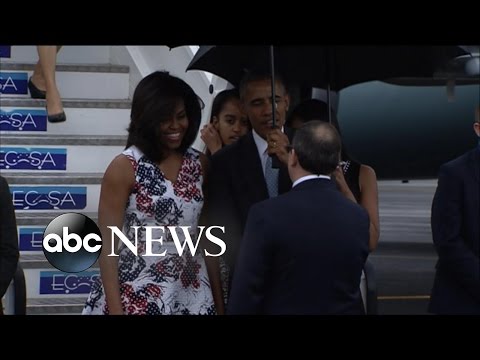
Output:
top-left (378, 295), bottom-right (430, 300)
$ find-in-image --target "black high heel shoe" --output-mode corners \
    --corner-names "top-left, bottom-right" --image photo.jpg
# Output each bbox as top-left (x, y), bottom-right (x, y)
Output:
top-left (47, 111), bottom-right (67, 123)
top-left (28, 77), bottom-right (46, 99)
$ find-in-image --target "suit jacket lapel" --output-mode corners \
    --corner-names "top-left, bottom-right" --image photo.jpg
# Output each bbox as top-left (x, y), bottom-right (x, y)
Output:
top-left (240, 132), bottom-right (269, 202)
top-left (238, 129), bottom-right (293, 200)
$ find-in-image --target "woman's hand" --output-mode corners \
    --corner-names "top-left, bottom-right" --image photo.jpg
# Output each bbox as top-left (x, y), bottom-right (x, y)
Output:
top-left (201, 124), bottom-right (223, 155)
top-left (332, 165), bottom-right (357, 203)
top-left (332, 165), bottom-right (348, 192)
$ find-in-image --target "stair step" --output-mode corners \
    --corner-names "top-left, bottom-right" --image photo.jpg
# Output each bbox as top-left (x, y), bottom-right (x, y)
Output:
top-left (1, 102), bottom-right (130, 136)
top-left (10, 184), bottom-right (100, 212)
top-left (4, 172), bottom-right (104, 184)
top-left (24, 268), bottom-right (99, 298)
top-left (21, 256), bottom-right (57, 269)
top-left (20, 253), bottom-right (100, 270)
top-left (16, 212), bottom-right (98, 226)
top-left (0, 134), bottom-right (127, 146)
top-left (1, 141), bottom-right (123, 172)
top-left (3, 46), bottom-right (111, 65)
top-left (27, 297), bottom-right (87, 315)
top-left (1, 62), bottom-right (129, 73)
top-left (1, 63), bottom-right (129, 99)
top-left (0, 97), bottom-right (131, 108)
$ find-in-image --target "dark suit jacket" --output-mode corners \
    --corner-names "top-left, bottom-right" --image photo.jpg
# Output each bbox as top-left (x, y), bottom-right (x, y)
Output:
top-left (206, 130), bottom-right (293, 273)
top-left (0, 176), bottom-right (19, 300)
top-left (227, 178), bottom-right (370, 315)
top-left (429, 148), bottom-right (480, 314)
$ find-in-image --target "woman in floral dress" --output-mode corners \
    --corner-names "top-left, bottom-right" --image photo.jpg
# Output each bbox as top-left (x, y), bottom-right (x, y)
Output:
top-left (83, 71), bottom-right (223, 315)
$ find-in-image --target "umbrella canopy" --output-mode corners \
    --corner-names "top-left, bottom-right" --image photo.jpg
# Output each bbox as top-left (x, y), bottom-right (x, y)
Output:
top-left (187, 45), bottom-right (470, 91)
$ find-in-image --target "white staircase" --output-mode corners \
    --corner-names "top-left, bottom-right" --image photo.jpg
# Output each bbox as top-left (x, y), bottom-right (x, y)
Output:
top-left (1, 45), bottom-right (131, 314)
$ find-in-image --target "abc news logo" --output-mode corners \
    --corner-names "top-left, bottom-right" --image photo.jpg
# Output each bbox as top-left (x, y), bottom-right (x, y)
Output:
top-left (42, 213), bottom-right (102, 273)
top-left (42, 213), bottom-right (226, 273)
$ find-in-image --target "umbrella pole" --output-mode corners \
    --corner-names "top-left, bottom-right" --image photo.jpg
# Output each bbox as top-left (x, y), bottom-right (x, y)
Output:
top-left (270, 45), bottom-right (276, 128)
top-left (269, 45), bottom-right (281, 169)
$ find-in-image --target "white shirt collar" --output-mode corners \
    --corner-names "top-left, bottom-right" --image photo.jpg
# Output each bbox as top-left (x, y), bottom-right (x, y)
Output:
top-left (252, 129), bottom-right (268, 159)
top-left (292, 174), bottom-right (331, 188)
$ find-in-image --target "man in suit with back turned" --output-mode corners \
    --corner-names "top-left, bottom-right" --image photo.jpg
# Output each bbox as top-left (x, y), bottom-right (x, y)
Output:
top-left (429, 107), bottom-right (480, 314)
top-left (227, 121), bottom-right (370, 314)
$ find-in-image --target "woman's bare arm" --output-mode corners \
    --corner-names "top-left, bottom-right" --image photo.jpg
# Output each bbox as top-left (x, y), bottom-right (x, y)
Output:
top-left (359, 165), bottom-right (380, 252)
top-left (198, 153), bottom-right (225, 315)
top-left (98, 154), bottom-right (135, 314)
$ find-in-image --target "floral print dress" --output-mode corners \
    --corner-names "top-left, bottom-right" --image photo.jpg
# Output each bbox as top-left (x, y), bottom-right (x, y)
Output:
top-left (83, 146), bottom-right (216, 315)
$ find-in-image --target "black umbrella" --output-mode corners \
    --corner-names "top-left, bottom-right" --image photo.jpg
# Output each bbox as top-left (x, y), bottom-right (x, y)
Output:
top-left (187, 45), bottom-right (471, 126)
top-left (187, 45), bottom-right (469, 91)
top-left (187, 45), bottom-right (472, 167)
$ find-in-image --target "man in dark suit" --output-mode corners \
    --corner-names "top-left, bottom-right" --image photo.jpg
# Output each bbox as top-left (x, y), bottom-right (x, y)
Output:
top-left (227, 121), bottom-right (370, 314)
top-left (429, 107), bottom-right (480, 314)
top-left (0, 175), bottom-right (19, 315)
top-left (207, 70), bottom-right (292, 285)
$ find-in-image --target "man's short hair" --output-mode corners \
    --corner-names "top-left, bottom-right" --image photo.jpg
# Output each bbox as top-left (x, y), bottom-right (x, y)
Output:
top-left (239, 68), bottom-right (288, 100)
top-left (475, 106), bottom-right (480, 124)
top-left (292, 121), bottom-right (341, 175)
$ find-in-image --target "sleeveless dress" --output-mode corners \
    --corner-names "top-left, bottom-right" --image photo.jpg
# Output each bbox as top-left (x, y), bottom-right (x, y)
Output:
top-left (82, 146), bottom-right (216, 315)
top-left (341, 159), bottom-right (368, 311)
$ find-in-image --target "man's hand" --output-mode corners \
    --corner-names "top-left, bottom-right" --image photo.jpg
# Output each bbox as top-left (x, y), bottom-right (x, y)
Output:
top-left (266, 128), bottom-right (290, 165)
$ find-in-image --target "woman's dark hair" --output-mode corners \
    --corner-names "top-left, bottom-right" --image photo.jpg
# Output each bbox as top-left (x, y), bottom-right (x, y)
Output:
top-left (287, 99), bottom-right (353, 162)
top-left (209, 88), bottom-right (241, 123)
top-left (205, 88), bottom-right (251, 156)
top-left (286, 99), bottom-right (340, 128)
top-left (126, 71), bottom-right (203, 162)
